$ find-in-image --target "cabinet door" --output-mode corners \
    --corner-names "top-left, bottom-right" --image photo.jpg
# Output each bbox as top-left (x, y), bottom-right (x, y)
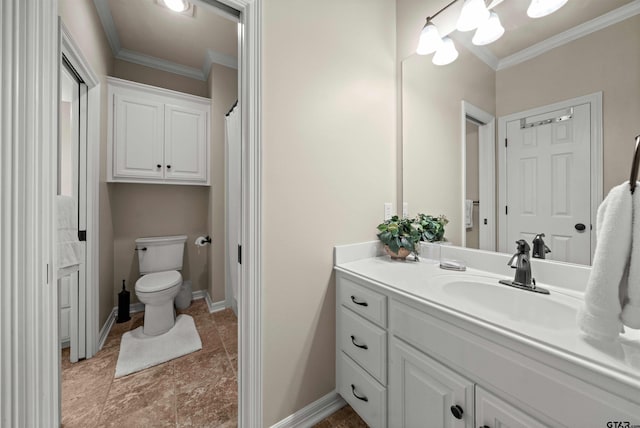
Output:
top-left (164, 104), bottom-right (208, 182)
top-left (476, 387), bottom-right (550, 428)
top-left (389, 337), bottom-right (474, 428)
top-left (113, 93), bottom-right (164, 179)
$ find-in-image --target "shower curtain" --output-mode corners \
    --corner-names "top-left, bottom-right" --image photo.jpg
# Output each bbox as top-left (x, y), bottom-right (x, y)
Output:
top-left (225, 103), bottom-right (241, 311)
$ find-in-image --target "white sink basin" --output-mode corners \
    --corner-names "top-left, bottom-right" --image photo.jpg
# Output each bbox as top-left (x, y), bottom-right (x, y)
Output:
top-left (438, 276), bottom-right (578, 330)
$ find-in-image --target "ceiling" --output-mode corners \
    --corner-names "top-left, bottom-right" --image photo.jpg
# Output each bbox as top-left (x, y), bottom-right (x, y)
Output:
top-left (433, 0), bottom-right (639, 70)
top-left (95, 0), bottom-right (238, 81)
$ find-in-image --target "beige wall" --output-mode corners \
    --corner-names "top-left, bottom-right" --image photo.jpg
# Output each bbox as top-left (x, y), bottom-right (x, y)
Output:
top-left (110, 64), bottom-right (213, 302)
top-left (113, 59), bottom-right (209, 98)
top-left (401, 49), bottom-right (496, 245)
top-left (111, 184), bottom-right (210, 304)
top-left (207, 64), bottom-right (238, 303)
top-left (59, 0), bottom-right (115, 328)
top-left (496, 15), bottom-right (640, 194)
top-left (262, 0), bottom-right (396, 424)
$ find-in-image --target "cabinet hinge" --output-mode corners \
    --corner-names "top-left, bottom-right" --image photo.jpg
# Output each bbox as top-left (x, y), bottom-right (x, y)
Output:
top-left (238, 244), bottom-right (242, 265)
top-left (505, 138), bottom-right (508, 148)
top-left (505, 206), bottom-right (508, 215)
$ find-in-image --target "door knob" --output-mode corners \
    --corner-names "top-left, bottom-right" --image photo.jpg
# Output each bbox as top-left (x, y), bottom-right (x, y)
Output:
top-left (450, 404), bottom-right (464, 419)
top-left (575, 223), bottom-right (586, 231)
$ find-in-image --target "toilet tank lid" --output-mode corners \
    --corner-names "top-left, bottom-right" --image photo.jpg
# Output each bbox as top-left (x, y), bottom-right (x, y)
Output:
top-left (135, 235), bottom-right (187, 246)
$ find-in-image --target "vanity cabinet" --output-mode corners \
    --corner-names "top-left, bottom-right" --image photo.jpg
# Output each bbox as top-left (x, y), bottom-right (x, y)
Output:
top-left (107, 77), bottom-right (210, 185)
top-left (335, 269), bottom-right (640, 428)
top-left (389, 337), bottom-right (473, 428)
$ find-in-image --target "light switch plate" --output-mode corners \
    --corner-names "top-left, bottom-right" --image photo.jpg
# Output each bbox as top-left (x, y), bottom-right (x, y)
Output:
top-left (384, 203), bottom-right (392, 221)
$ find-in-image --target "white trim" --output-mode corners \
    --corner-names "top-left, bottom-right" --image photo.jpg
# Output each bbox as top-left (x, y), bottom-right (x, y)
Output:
top-left (93, 0), bottom-right (238, 81)
top-left (461, 102), bottom-right (496, 251)
top-left (107, 76), bottom-right (211, 105)
top-left (207, 298), bottom-right (228, 313)
top-left (496, 1), bottom-right (640, 71)
top-left (98, 309), bottom-right (117, 350)
top-left (1, 1), bottom-right (59, 425)
top-left (116, 49), bottom-right (206, 81)
top-left (497, 92), bottom-right (603, 260)
top-left (60, 20), bottom-right (101, 360)
top-left (269, 391), bottom-right (346, 428)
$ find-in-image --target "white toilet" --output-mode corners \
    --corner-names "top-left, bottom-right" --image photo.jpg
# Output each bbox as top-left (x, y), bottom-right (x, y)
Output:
top-left (134, 235), bottom-right (187, 336)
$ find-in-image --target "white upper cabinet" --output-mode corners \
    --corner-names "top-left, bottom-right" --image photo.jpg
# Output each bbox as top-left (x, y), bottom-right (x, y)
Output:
top-left (108, 77), bottom-right (211, 185)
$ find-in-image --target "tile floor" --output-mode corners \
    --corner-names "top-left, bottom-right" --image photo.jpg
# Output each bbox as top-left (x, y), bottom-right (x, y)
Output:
top-left (61, 298), bottom-right (366, 427)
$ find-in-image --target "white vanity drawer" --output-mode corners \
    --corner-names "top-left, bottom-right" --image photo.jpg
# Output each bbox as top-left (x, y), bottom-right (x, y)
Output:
top-left (338, 275), bottom-right (387, 327)
top-left (339, 306), bottom-right (387, 385)
top-left (338, 351), bottom-right (387, 428)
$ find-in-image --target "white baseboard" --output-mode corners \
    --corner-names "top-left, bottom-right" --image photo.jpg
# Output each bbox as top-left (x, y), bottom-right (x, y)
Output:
top-left (270, 391), bottom-right (346, 428)
top-left (205, 293), bottom-right (226, 313)
top-left (98, 308), bottom-right (117, 350)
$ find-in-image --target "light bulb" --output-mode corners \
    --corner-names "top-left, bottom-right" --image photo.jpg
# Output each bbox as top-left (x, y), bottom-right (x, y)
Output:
top-left (457, 0), bottom-right (490, 32)
top-left (432, 37), bottom-right (459, 66)
top-left (472, 12), bottom-right (505, 46)
top-left (527, 0), bottom-right (568, 18)
top-left (416, 21), bottom-right (442, 55)
top-left (163, 0), bottom-right (188, 12)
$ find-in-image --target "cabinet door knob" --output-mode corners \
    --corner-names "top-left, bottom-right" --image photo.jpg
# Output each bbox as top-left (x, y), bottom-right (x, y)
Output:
top-left (351, 384), bottom-right (368, 402)
top-left (350, 295), bottom-right (368, 307)
top-left (167, 165), bottom-right (172, 169)
top-left (350, 335), bottom-right (368, 350)
top-left (156, 164), bottom-right (161, 169)
top-left (450, 405), bottom-right (464, 419)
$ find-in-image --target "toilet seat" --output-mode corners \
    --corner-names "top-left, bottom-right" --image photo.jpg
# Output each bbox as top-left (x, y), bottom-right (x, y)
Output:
top-left (135, 270), bottom-right (181, 293)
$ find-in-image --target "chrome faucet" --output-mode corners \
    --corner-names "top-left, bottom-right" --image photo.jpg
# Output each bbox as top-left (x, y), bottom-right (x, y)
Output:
top-left (531, 233), bottom-right (551, 259)
top-left (499, 239), bottom-right (550, 294)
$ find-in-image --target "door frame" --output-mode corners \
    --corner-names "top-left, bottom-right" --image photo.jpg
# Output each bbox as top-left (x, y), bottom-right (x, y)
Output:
top-left (197, 1), bottom-right (263, 426)
top-left (60, 22), bottom-right (101, 360)
top-left (497, 92), bottom-right (603, 258)
top-left (461, 101), bottom-right (496, 251)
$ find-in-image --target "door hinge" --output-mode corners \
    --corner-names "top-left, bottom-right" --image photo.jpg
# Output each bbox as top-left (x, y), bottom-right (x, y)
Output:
top-left (78, 230), bottom-right (87, 241)
top-left (505, 206), bottom-right (508, 215)
top-left (505, 138), bottom-right (508, 148)
top-left (238, 244), bottom-right (242, 265)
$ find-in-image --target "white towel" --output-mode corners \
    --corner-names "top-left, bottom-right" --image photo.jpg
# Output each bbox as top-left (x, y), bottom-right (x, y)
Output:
top-left (577, 182), bottom-right (632, 341)
top-left (56, 195), bottom-right (82, 279)
top-left (464, 199), bottom-right (473, 229)
top-left (622, 184), bottom-right (640, 327)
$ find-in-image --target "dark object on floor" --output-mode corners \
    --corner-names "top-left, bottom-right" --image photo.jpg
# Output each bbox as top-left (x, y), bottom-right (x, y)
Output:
top-left (117, 279), bottom-right (131, 323)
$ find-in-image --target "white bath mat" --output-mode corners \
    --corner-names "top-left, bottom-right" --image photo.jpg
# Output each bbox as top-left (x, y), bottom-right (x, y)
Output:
top-left (115, 314), bottom-right (202, 378)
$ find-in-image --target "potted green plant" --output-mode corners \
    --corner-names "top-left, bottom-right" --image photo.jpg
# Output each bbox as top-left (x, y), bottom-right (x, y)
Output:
top-left (376, 216), bottom-right (422, 259)
top-left (415, 213), bottom-right (449, 243)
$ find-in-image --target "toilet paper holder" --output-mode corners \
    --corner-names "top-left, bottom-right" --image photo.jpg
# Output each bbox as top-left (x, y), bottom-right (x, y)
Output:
top-left (195, 235), bottom-right (212, 247)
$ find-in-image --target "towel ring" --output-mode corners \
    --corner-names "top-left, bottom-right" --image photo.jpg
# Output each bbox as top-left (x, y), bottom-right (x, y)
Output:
top-left (630, 134), bottom-right (640, 194)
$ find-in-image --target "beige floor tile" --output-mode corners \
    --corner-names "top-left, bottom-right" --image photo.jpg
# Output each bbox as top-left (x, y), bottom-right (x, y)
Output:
top-left (176, 375), bottom-right (237, 427)
top-left (174, 347), bottom-right (234, 394)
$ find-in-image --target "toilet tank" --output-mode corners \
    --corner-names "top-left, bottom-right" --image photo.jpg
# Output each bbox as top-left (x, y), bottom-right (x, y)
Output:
top-left (135, 235), bottom-right (187, 274)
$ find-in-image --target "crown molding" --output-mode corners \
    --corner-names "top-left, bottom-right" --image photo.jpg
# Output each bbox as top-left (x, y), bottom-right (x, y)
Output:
top-left (496, 0), bottom-right (640, 71)
top-left (117, 48), bottom-right (206, 81)
top-left (93, 0), bottom-right (237, 82)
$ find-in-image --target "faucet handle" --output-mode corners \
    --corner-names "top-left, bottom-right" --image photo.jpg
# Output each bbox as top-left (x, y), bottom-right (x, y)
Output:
top-left (507, 253), bottom-right (518, 268)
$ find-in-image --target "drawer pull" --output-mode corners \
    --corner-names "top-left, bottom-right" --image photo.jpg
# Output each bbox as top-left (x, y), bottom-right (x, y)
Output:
top-left (351, 384), bottom-right (368, 402)
top-left (450, 404), bottom-right (464, 419)
top-left (350, 296), bottom-right (368, 306)
top-left (350, 335), bottom-right (368, 350)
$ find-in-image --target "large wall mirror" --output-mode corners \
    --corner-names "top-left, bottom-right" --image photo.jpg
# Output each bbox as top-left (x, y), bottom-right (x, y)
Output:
top-left (402, 0), bottom-right (640, 266)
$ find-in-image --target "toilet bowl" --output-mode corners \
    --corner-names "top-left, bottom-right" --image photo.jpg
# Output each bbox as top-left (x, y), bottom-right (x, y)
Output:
top-left (135, 270), bottom-right (182, 336)
top-left (134, 235), bottom-right (187, 336)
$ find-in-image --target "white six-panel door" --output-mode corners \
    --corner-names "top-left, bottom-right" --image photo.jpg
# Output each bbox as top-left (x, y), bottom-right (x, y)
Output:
top-left (504, 103), bottom-right (591, 264)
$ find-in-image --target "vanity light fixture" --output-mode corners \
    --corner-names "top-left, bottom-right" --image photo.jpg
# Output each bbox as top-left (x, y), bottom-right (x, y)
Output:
top-left (163, 0), bottom-right (189, 12)
top-left (472, 11), bottom-right (505, 46)
top-left (416, 0), bottom-right (569, 65)
top-left (432, 37), bottom-right (459, 66)
top-left (456, 0), bottom-right (490, 32)
top-left (416, 19), bottom-right (443, 55)
top-left (527, 0), bottom-right (568, 18)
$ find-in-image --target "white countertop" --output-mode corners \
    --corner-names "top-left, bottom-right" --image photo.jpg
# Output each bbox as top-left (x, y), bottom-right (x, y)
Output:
top-left (335, 249), bottom-right (640, 402)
